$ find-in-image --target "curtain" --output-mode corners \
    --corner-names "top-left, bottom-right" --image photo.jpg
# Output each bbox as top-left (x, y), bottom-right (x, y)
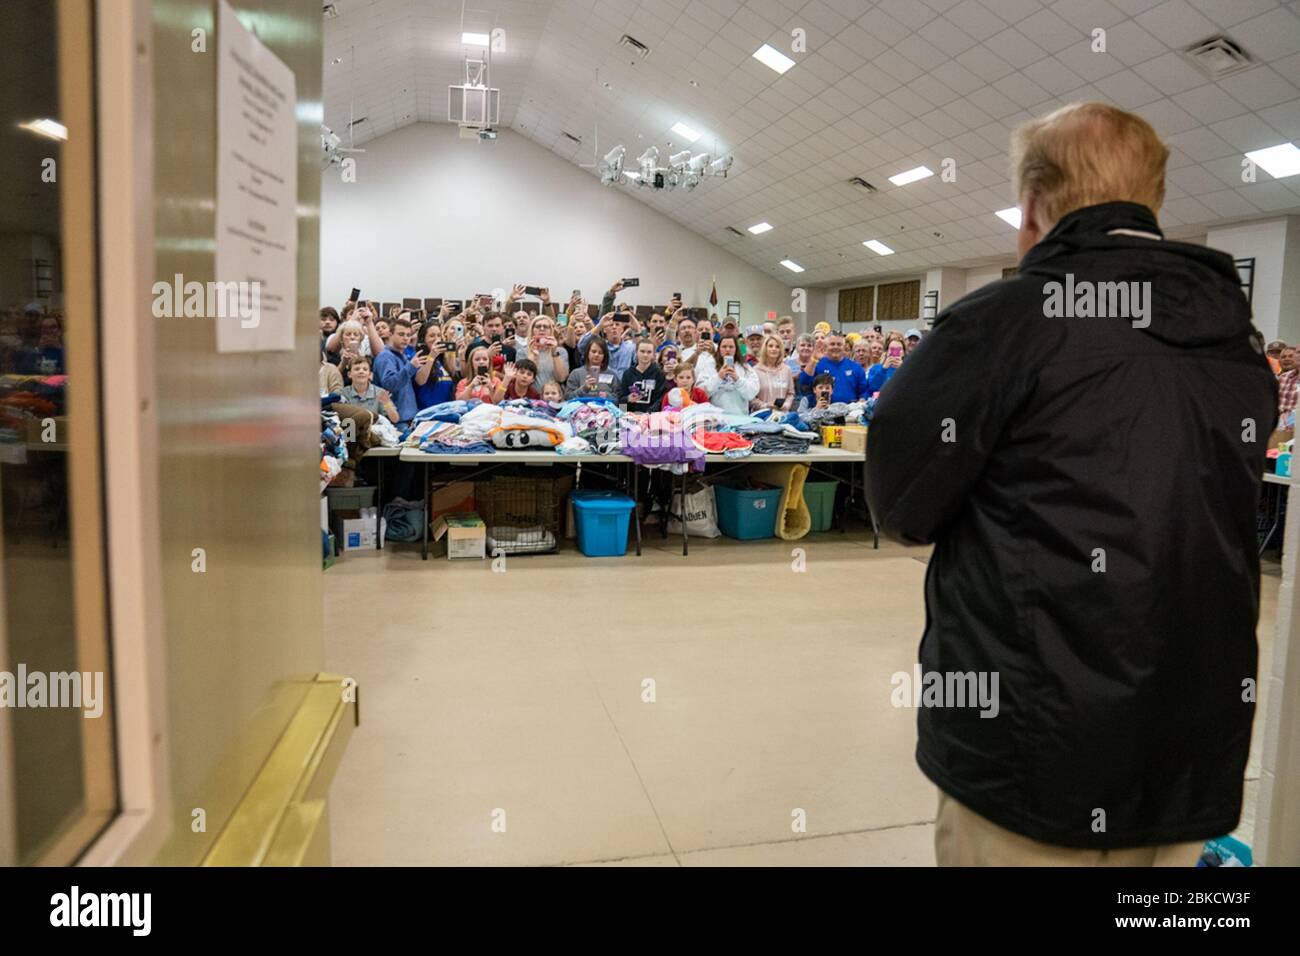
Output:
top-left (837, 285), bottom-right (874, 325)
top-left (875, 280), bottom-right (920, 323)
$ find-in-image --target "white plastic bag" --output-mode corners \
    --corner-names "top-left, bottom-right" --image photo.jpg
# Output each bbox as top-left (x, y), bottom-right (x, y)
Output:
top-left (668, 482), bottom-right (721, 538)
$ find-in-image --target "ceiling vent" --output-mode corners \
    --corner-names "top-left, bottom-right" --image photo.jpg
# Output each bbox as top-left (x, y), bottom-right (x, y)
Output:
top-left (322, 3), bottom-right (339, 18)
top-left (848, 176), bottom-right (877, 194)
top-left (1181, 35), bottom-right (1254, 79)
top-left (561, 131), bottom-right (582, 145)
top-left (619, 34), bottom-right (650, 59)
top-left (725, 226), bottom-right (745, 238)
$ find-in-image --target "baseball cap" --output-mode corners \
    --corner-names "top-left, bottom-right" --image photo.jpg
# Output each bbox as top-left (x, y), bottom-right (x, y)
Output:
top-left (906, 328), bottom-right (922, 339)
top-left (745, 324), bottom-right (763, 336)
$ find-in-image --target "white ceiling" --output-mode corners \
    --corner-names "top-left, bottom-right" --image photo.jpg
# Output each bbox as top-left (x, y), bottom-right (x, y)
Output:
top-left (324, 0), bottom-right (1300, 288)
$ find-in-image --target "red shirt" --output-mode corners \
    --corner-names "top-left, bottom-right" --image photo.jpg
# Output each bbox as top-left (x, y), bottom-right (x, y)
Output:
top-left (662, 386), bottom-right (709, 409)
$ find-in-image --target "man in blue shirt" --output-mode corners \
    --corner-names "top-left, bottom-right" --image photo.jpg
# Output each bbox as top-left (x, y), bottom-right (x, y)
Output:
top-left (578, 310), bottom-right (635, 376)
top-left (372, 317), bottom-right (425, 424)
top-left (796, 330), bottom-right (869, 403)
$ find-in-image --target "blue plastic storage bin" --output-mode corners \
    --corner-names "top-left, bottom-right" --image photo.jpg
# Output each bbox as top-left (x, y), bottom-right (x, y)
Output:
top-left (714, 483), bottom-right (781, 540)
top-left (570, 490), bottom-right (636, 557)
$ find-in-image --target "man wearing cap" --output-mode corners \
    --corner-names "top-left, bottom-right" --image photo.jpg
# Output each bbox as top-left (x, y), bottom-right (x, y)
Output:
top-left (744, 325), bottom-right (765, 365)
top-left (905, 328), bottom-right (923, 353)
top-left (1266, 340), bottom-right (1286, 376)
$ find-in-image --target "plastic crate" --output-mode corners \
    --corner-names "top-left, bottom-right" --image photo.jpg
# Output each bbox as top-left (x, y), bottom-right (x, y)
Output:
top-left (570, 490), bottom-right (636, 557)
top-left (802, 480), bottom-right (838, 532)
top-left (326, 485), bottom-right (376, 510)
top-left (714, 483), bottom-right (781, 540)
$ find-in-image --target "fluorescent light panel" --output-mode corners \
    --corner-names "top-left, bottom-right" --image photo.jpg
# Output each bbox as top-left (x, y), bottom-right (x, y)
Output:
top-left (19, 118), bottom-right (66, 141)
top-left (995, 207), bottom-right (1023, 229)
top-left (779, 259), bottom-right (804, 273)
top-left (670, 121), bottom-right (700, 143)
top-left (888, 165), bottom-right (933, 186)
top-left (461, 32), bottom-right (490, 46)
top-left (752, 43), bottom-right (795, 74)
top-left (863, 239), bottom-right (895, 255)
top-left (1246, 142), bottom-right (1300, 179)
top-left (748, 221), bottom-right (773, 234)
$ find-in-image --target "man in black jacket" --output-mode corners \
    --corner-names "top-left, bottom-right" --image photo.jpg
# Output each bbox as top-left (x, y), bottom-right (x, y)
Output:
top-left (866, 103), bottom-right (1277, 865)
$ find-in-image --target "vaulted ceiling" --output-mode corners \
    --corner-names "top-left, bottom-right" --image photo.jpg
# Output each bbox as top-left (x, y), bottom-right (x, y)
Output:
top-left (324, 0), bottom-right (1300, 287)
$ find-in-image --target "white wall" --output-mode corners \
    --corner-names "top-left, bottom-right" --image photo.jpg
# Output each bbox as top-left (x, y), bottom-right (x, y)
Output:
top-left (1206, 218), bottom-right (1291, 342)
top-left (319, 123), bottom-right (792, 321)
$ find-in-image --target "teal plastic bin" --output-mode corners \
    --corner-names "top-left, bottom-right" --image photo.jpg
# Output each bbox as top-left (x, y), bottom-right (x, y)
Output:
top-left (715, 483), bottom-right (781, 540)
top-left (570, 490), bottom-right (636, 557)
top-left (802, 480), bottom-right (838, 532)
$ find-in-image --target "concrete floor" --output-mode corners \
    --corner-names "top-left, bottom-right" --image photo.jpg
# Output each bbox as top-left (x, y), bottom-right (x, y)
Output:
top-left (324, 530), bottom-right (1277, 866)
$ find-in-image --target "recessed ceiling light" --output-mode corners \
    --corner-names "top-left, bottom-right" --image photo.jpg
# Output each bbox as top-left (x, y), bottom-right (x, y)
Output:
top-left (888, 165), bottom-right (934, 186)
top-left (752, 43), bottom-right (796, 74)
top-left (462, 32), bottom-right (490, 46)
top-left (1245, 142), bottom-right (1300, 179)
top-left (863, 239), bottom-right (895, 256)
top-left (670, 121), bottom-right (699, 143)
top-left (19, 118), bottom-right (67, 141)
top-left (748, 221), bottom-right (773, 234)
top-left (995, 207), bottom-right (1023, 229)
top-left (779, 259), bottom-right (805, 273)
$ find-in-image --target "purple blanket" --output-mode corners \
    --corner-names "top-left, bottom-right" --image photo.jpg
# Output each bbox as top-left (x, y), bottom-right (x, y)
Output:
top-left (622, 423), bottom-right (706, 471)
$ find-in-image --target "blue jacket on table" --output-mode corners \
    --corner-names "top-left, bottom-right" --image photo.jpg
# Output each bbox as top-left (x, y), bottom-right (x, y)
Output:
top-left (373, 345), bottom-right (419, 422)
top-left (797, 356), bottom-right (869, 404)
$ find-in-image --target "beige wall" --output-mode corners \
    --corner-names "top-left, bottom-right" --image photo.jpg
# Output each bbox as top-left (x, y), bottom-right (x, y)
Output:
top-left (149, 0), bottom-right (324, 864)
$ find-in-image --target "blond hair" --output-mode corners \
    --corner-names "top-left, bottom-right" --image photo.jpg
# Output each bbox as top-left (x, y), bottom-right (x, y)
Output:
top-left (1011, 102), bottom-right (1168, 231)
top-left (758, 334), bottom-right (786, 369)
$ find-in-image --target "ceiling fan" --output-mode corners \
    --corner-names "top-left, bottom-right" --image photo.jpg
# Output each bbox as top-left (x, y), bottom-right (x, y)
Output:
top-left (322, 45), bottom-right (366, 170)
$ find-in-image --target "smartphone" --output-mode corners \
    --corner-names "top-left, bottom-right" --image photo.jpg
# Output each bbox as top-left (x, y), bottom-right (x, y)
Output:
top-left (349, 287), bottom-right (361, 303)
top-left (724, 356), bottom-right (734, 367)
top-left (622, 277), bottom-right (640, 287)
top-left (523, 285), bottom-right (543, 297)
top-left (572, 289), bottom-right (581, 298)
top-left (672, 292), bottom-right (681, 300)
top-left (888, 343), bottom-right (903, 358)
top-left (557, 315), bottom-right (569, 326)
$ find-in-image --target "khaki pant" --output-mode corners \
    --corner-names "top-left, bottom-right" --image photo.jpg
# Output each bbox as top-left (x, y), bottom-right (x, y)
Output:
top-left (934, 791), bottom-right (1204, 867)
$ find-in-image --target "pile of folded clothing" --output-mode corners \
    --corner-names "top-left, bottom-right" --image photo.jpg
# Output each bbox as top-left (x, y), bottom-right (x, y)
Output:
top-left (622, 409), bottom-right (706, 472)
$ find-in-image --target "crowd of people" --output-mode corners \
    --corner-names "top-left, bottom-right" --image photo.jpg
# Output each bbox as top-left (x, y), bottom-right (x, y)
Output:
top-left (319, 280), bottom-right (924, 426)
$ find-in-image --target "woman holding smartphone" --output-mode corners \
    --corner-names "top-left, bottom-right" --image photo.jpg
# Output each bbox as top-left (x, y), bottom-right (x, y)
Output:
top-left (866, 338), bottom-right (905, 396)
top-left (413, 319), bottom-right (456, 410)
top-left (752, 335), bottom-right (795, 412)
top-left (706, 335), bottom-right (759, 416)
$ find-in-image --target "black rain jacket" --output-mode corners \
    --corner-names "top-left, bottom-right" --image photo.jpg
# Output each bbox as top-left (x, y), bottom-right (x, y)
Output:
top-left (866, 201), bottom-right (1277, 848)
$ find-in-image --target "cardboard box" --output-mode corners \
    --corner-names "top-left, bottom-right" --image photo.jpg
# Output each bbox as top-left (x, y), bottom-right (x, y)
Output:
top-left (431, 480), bottom-right (476, 522)
top-left (432, 512), bottom-right (486, 559)
top-left (840, 425), bottom-right (867, 453)
top-left (820, 425), bottom-right (844, 447)
top-left (332, 507), bottom-right (386, 552)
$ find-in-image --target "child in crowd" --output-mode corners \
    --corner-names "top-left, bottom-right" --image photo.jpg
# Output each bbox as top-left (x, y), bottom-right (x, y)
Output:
top-left (801, 372), bottom-right (834, 411)
top-left (341, 356), bottom-right (399, 422)
top-left (542, 380), bottom-right (565, 410)
top-left (494, 359), bottom-right (542, 402)
top-left (455, 345), bottom-right (499, 403)
top-left (662, 363), bottom-right (709, 409)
